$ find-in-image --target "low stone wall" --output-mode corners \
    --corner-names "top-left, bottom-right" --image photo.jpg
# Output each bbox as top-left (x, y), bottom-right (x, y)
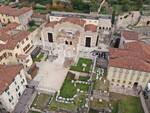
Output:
top-left (139, 92), bottom-right (150, 113)
top-left (69, 70), bottom-right (89, 78)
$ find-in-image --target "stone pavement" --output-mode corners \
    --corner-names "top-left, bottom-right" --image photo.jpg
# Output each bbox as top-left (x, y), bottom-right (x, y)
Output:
top-left (35, 61), bottom-right (68, 93)
top-left (13, 88), bottom-right (35, 113)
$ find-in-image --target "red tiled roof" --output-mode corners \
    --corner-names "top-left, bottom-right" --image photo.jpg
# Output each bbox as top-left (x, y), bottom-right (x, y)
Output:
top-left (85, 24), bottom-right (97, 32)
top-left (0, 22), bottom-right (20, 34)
top-left (0, 31), bottom-right (30, 52)
top-left (109, 41), bottom-right (150, 72)
top-left (0, 6), bottom-right (32, 16)
top-left (0, 33), bottom-right (11, 42)
top-left (45, 21), bottom-right (58, 28)
top-left (109, 56), bottom-right (150, 72)
top-left (60, 17), bottom-right (86, 27)
top-left (122, 30), bottom-right (139, 40)
top-left (0, 64), bottom-right (23, 94)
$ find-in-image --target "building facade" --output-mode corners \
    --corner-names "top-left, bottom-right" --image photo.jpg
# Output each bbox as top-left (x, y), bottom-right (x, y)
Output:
top-left (0, 64), bottom-right (27, 112)
top-left (107, 39), bottom-right (150, 91)
top-left (0, 5), bottom-right (33, 26)
top-left (0, 26), bottom-right (33, 68)
top-left (41, 12), bottom-right (112, 64)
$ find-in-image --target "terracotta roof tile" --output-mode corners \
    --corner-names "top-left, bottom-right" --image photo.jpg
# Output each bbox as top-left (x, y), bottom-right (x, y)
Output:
top-left (0, 31), bottom-right (30, 52)
top-left (45, 21), bottom-right (58, 28)
top-left (0, 5), bottom-right (32, 16)
top-left (60, 17), bottom-right (86, 27)
top-left (122, 30), bottom-right (139, 40)
top-left (109, 41), bottom-right (150, 72)
top-left (0, 64), bottom-right (23, 94)
top-left (0, 22), bottom-right (20, 34)
top-left (85, 24), bottom-right (97, 32)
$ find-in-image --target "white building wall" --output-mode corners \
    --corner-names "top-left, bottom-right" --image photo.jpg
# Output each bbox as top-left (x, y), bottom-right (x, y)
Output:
top-left (0, 69), bottom-right (27, 112)
top-left (107, 66), bottom-right (150, 89)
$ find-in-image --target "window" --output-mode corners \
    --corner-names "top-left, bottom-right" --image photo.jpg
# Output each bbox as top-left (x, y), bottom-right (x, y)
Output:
top-left (123, 81), bottom-right (126, 83)
top-left (65, 41), bottom-right (68, 45)
top-left (26, 37), bottom-right (29, 40)
top-left (7, 91), bottom-right (10, 95)
top-left (117, 80), bottom-right (120, 83)
top-left (48, 33), bottom-right (53, 42)
top-left (125, 70), bottom-right (129, 74)
top-left (18, 92), bottom-right (21, 97)
top-left (112, 79), bottom-right (114, 82)
top-left (11, 96), bottom-right (13, 100)
top-left (70, 41), bottom-right (72, 45)
top-left (85, 37), bottom-right (91, 47)
top-left (136, 76), bottom-right (140, 81)
top-left (17, 45), bottom-right (19, 48)
top-left (113, 68), bottom-right (117, 73)
top-left (9, 99), bottom-right (12, 103)
top-left (14, 81), bottom-right (17, 85)
top-left (119, 69), bottom-right (123, 73)
top-left (142, 76), bottom-right (147, 82)
top-left (128, 82), bottom-right (132, 84)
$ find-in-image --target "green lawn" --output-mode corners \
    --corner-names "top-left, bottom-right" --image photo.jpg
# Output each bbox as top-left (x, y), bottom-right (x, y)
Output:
top-left (59, 79), bottom-right (77, 98)
top-left (93, 78), bottom-right (109, 91)
top-left (110, 93), bottom-right (144, 113)
top-left (31, 93), bottom-right (50, 110)
top-left (70, 58), bottom-right (92, 73)
top-left (118, 96), bottom-right (144, 113)
top-left (76, 83), bottom-right (89, 92)
top-left (28, 26), bottom-right (38, 32)
top-left (49, 94), bottom-right (86, 112)
top-left (60, 73), bottom-right (89, 98)
top-left (33, 53), bottom-right (44, 62)
top-left (79, 76), bottom-right (90, 81)
top-left (90, 99), bottom-right (109, 109)
top-left (49, 97), bottom-right (76, 111)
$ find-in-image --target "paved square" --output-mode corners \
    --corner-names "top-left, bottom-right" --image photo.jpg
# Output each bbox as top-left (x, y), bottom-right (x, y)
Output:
top-left (34, 61), bottom-right (68, 93)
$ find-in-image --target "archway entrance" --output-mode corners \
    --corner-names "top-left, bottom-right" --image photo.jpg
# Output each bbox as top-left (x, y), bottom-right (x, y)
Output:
top-left (133, 82), bottom-right (138, 89)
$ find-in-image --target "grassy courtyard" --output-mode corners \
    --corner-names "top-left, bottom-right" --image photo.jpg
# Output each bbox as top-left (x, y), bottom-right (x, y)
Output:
top-left (90, 99), bottom-right (109, 109)
top-left (33, 53), bottom-right (44, 62)
top-left (70, 57), bottom-right (92, 73)
top-left (93, 78), bottom-right (109, 91)
top-left (59, 78), bottom-right (77, 98)
top-left (31, 93), bottom-right (50, 110)
top-left (49, 94), bottom-right (87, 112)
top-left (59, 72), bottom-right (89, 98)
top-left (49, 97), bottom-right (76, 111)
top-left (110, 93), bottom-right (144, 113)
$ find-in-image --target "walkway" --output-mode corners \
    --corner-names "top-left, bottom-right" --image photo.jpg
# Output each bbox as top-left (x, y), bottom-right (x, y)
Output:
top-left (34, 61), bottom-right (68, 93)
top-left (13, 88), bottom-right (35, 113)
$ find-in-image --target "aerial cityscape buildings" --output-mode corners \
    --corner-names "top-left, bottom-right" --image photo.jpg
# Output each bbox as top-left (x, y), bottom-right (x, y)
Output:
top-left (0, 0), bottom-right (150, 113)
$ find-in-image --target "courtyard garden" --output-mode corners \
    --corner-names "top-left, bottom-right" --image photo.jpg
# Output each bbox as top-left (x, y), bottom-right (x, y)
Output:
top-left (59, 72), bottom-right (90, 98)
top-left (110, 93), bottom-right (144, 113)
top-left (33, 52), bottom-right (48, 62)
top-left (48, 71), bottom-right (90, 112)
top-left (70, 57), bottom-right (92, 73)
top-left (49, 94), bottom-right (87, 112)
top-left (31, 93), bottom-right (51, 110)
